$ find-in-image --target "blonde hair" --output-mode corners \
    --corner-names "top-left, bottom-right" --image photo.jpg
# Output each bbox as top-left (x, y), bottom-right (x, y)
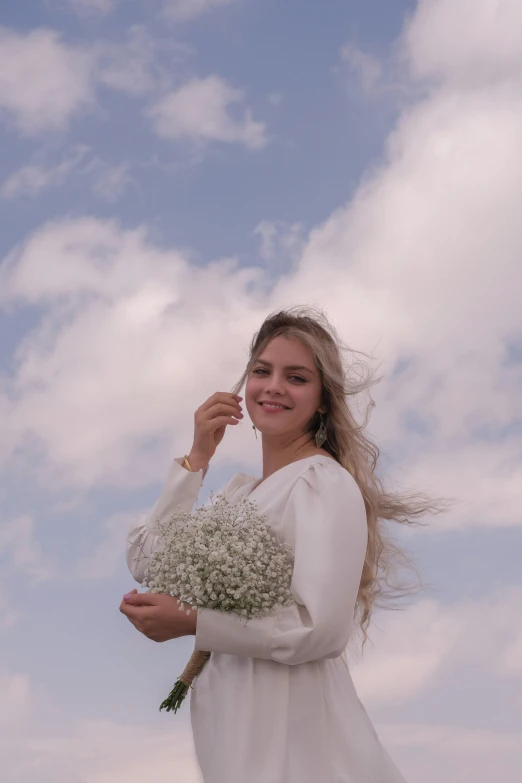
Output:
top-left (231, 305), bottom-right (458, 651)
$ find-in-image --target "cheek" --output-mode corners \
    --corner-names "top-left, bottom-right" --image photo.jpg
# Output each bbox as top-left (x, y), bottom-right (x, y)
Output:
top-left (245, 377), bottom-right (270, 416)
top-left (244, 378), bottom-right (259, 411)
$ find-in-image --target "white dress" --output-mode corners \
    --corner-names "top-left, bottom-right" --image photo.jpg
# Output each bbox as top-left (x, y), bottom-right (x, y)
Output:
top-left (126, 454), bottom-right (407, 783)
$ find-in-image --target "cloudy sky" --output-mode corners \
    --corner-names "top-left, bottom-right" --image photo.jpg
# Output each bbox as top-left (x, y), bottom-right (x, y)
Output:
top-left (1, 0), bottom-right (521, 780)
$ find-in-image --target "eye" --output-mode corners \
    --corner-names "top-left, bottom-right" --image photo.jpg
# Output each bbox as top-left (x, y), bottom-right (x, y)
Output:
top-left (252, 368), bottom-right (306, 383)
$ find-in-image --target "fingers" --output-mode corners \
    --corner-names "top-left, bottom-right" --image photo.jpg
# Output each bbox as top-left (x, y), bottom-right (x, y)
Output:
top-left (195, 401), bottom-right (243, 436)
top-left (120, 601), bottom-right (145, 634)
top-left (119, 599), bottom-right (134, 617)
top-left (198, 392), bottom-right (242, 414)
top-left (193, 393), bottom-right (244, 453)
top-left (120, 594), bottom-right (146, 616)
top-left (198, 401), bottom-right (242, 420)
top-left (206, 401), bottom-right (244, 424)
top-left (122, 592), bottom-right (158, 605)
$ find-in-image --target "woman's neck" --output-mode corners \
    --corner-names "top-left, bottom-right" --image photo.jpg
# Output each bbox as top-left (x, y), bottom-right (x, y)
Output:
top-left (260, 438), bottom-right (330, 482)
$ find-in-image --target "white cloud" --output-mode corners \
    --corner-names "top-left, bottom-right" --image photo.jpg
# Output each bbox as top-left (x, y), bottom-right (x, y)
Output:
top-left (0, 25), bottom-right (187, 136)
top-left (0, 580), bottom-right (19, 629)
top-left (73, 511), bottom-right (145, 580)
top-left (0, 25), bottom-right (259, 152)
top-left (0, 718), bottom-right (203, 783)
top-left (0, 216), bottom-right (266, 491)
top-left (62, 0), bottom-right (117, 15)
top-left (1, 147), bottom-right (133, 202)
top-left (0, 24), bottom-right (265, 150)
top-left (1, 145), bottom-right (90, 199)
top-left (0, 516), bottom-right (56, 581)
top-left (340, 42), bottom-right (384, 93)
top-left (385, 723), bottom-right (522, 753)
top-left (95, 25), bottom-right (179, 97)
top-left (1, 699), bottom-right (521, 783)
top-left (0, 0), bottom-right (521, 533)
top-left (2, 164), bottom-right (59, 199)
top-left (262, 0), bottom-right (522, 526)
top-left (1, 3), bottom-right (521, 781)
top-left (350, 588), bottom-right (522, 706)
top-left (0, 671), bottom-right (30, 727)
top-left (254, 220), bottom-right (304, 262)
top-left (89, 161), bottom-right (134, 201)
top-left (380, 723), bottom-right (522, 783)
top-left (147, 75), bottom-right (268, 149)
top-left (499, 631), bottom-right (522, 676)
top-left (162, 0), bottom-right (237, 23)
top-left (0, 27), bottom-right (95, 135)
top-left (404, 0), bottom-right (522, 86)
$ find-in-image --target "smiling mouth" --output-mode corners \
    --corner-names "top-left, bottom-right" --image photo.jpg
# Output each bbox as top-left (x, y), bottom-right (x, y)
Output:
top-left (258, 402), bottom-right (290, 410)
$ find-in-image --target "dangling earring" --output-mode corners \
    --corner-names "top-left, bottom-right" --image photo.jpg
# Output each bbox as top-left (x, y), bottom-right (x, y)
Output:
top-left (252, 424), bottom-right (258, 440)
top-left (315, 412), bottom-right (327, 448)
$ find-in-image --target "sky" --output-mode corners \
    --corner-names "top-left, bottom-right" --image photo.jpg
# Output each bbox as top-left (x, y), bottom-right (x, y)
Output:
top-left (1, 0), bottom-right (521, 780)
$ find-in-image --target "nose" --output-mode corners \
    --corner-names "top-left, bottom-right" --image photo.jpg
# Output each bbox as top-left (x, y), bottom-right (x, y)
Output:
top-left (262, 375), bottom-right (286, 394)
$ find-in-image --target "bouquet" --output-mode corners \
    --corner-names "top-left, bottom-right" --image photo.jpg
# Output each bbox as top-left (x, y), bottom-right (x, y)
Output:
top-left (141, 492), bottom-right (295, 714)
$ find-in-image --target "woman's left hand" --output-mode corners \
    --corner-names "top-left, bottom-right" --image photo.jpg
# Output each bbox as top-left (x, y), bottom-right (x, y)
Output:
top-left (119, 589), bottom-right (197, 642)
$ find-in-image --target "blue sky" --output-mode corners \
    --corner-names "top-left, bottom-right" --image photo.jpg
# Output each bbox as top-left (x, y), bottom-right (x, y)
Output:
top-left (1, 1), bottom-right (522, 781)
top-left (0, 0), bottom-right (412, 263)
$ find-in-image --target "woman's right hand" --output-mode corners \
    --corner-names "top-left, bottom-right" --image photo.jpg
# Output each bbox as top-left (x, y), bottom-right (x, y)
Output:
top-left (189, 391), bottom-right (244, 465)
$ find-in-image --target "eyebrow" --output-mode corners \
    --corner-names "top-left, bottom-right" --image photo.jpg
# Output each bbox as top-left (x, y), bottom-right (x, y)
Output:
top-left (254, 359), bottom-right (314, 375)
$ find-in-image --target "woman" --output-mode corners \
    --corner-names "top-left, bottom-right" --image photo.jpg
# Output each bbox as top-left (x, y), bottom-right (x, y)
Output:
top-left (121, 306), bottom-right (452, 783)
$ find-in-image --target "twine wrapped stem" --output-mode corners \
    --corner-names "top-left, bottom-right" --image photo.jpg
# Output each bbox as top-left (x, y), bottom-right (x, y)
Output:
top-left (159, 649), bottom-right (211, 713)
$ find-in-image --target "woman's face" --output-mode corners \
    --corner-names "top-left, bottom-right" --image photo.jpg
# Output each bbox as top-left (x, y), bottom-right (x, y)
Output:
top-left (245, 335), bottom-right (324, 437)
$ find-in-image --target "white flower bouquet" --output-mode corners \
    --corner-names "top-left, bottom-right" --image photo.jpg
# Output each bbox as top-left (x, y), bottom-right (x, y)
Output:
top-left (142, 492), bottom-right (295, 714)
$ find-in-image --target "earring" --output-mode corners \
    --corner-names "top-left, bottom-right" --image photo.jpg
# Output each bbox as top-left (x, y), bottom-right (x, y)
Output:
top-left (252, 424), bottom-right (258, 440)
top-left (315, 412), bottom-right (327, 448)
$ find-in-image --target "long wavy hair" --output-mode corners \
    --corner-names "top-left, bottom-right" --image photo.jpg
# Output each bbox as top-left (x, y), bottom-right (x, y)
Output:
top-left (230, 305), bottom-right (458, 652)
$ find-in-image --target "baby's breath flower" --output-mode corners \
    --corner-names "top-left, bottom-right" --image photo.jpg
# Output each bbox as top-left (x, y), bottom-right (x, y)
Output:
top-left (141, 494), bottom-right (295, 622)
top-left (143, 493), bottom-right (297, 716)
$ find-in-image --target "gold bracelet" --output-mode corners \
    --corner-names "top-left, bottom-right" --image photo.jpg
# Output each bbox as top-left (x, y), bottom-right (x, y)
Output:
top-left (183, 455), bottom-right (209, 478)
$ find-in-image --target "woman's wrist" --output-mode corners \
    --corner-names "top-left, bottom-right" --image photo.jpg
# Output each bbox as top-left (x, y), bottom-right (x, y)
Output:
top-left (186, 452), bottom-right (210, 474)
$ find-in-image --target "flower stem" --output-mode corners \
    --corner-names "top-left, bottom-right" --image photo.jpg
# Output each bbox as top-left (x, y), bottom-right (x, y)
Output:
top-left (159, 649), bottom-right (211, 714)
top-left (159, 679), bottom-right (189, 713)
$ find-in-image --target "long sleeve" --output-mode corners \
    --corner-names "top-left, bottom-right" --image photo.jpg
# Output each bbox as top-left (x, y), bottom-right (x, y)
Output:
top-left (194, 461), bottom-right (368, 666)
top-left (126, 457), bottom-right (206, 584)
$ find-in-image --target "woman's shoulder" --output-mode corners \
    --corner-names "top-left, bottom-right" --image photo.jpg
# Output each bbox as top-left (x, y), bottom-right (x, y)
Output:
top-left (292, 459), bottom-right (367, 533)
top-left (296, 454), bottom-right (362, 499)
